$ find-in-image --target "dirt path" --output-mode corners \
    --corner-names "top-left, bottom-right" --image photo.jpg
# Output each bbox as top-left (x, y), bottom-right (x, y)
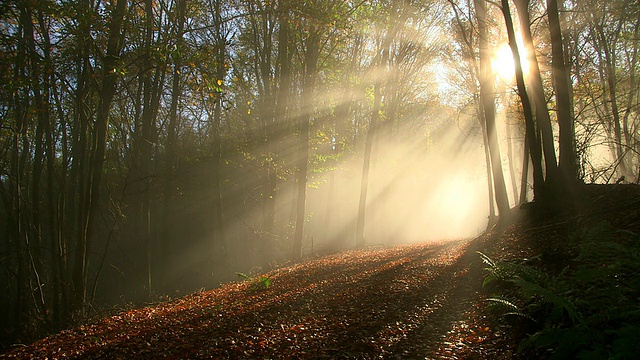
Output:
top-left (2, 239), bottom-right (495, 359)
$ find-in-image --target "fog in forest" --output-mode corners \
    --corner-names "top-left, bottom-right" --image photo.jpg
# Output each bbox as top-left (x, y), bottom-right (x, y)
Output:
top-left (128, 101), bottom-right (502, 299)
top-left (2, 0), bottom-right (638, 348)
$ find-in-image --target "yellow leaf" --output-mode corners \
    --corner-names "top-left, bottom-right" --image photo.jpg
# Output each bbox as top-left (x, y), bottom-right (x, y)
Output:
top-left (217, 79), bottom-right (223, 86)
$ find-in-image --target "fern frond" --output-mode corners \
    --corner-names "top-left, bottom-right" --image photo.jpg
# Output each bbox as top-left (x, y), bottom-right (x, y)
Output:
top-left (476, 251), bottom-right (496, 268)
top-left (236, 272), bottom-right (250, 280)
top-left (502, 311), bottom-right (537, 322)
top-left (510, 276), bottom-right (585, 326)
top-left (486, 297), bottom-right (537, 322)
top-left (482, 273), bottom-right (499, 288)
top-left (486, 297), bottom-right (520, 311)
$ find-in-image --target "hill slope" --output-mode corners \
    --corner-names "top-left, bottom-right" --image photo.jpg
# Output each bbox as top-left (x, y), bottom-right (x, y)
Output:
top-left (2, 238), bottom-right (504, 359)
top-left (2, 184), bottom-right (639, 359)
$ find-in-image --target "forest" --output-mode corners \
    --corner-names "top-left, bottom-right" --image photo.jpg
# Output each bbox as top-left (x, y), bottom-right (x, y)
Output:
top-left (1, 0), bottom-right (639, 354)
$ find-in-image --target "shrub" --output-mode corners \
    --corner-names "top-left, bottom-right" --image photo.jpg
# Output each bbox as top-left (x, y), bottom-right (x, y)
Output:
top-left (480, 222), bottom-right (640, 359)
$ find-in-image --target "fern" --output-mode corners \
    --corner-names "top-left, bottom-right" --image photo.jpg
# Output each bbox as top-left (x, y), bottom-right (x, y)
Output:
top-left (482, 222), bottom-right (640, 359)
top-left (486, 297), bottom-right (536, 322)
top-left (477, 251), bottom-right (496, 268)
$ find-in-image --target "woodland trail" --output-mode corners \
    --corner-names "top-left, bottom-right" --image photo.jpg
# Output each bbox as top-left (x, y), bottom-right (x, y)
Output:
top-left (6, 184), bottom-right (640, 359)
top-left (2, 238), bottom-right (504, 359)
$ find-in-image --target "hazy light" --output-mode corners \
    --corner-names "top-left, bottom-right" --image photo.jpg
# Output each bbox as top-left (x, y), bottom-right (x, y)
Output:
top-left (492, 42), bottom-right (529, 82)
top-left (492, 44), bottom-right (516, 80)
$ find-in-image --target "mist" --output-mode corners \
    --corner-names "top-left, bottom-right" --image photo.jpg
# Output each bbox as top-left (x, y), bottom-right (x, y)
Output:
top-left (140, 100), bottom-right (512, 301)
top-left (3, 1), bottom-right (638, 350)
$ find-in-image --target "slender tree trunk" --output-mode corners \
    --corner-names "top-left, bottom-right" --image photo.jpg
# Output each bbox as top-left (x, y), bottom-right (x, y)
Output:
top-left (622, 19), bottom-right (640, 179)
top-left (73, 0), bottom-right (127, 312)
top-left (477, 96), bottom-right (497, 224)
top-left (356, 3), bottom-right (406, 247)
top-left (548, 0), bottom-right (578, 187)
top-left (475, 0), bottom-right (511, 216)
top-left (293, 30), bottom-right (319, 260)
top-left (38, 6), bottom-right (62, 329)
top-left (356, 78), bottom-right (381, 249)
top-left (502, 0), bottom-right (545, 201)
top-left (503, 90), bottom-right (519, 204)
top-left (162, 0), bottom-right (186, 290)
top-left (10, 24), bottom-right (30, 334)
top-left (275, 8), bottom-right (294, 231)
top-left (68, 0), bottom-right (92, 318)
top-left (210, 0), bottom-right (227, 273)
top-left (262, 1), bottom-right (290, 261)
top-left (448, 0), bottom-right (498, 224)
top-left (514, 0), bottom-right (559, 185)
top-left (520, 131), bottom-right (530, 203)
top-left (134, 0), bottom-right (156, 302)
top-left (21, 2), bottom-right (49, 323)
top-left (35, 6), bottom-right (63, 327)
top-left (601, 29), bottom-right (627, 177)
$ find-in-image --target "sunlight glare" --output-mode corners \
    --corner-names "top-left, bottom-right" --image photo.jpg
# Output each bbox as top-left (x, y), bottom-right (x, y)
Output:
top-left (492, 42), bottom-right (529, 82)
top-left (492, 44), bottom-right (516, 81)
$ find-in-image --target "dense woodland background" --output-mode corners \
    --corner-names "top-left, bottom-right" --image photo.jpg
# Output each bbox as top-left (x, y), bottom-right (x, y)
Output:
top-left (1, 0), bottom-right (639, 348)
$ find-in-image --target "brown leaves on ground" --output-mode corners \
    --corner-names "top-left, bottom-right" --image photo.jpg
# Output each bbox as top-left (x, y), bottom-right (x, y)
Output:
top-left (11, 184), bottom-right (636, 359)
top-left (1, 238), bottom-right (509, 359)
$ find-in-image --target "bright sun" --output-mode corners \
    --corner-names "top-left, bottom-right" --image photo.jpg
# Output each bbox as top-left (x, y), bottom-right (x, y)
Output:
top-left (492, 44), bottom-right (516, 80)
top-left (492, 43), bottom-right (529, 82)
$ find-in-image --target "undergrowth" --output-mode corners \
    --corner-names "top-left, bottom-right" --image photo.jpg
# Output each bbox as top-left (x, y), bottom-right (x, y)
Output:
top-left (480, 222), bottom-right (640, 359)
top-left (236, 272), bottom-right (272, 291)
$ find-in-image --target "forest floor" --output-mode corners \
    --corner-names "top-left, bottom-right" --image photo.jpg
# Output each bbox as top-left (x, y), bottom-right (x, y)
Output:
top-left (2, 184), bottom-right (639, 359)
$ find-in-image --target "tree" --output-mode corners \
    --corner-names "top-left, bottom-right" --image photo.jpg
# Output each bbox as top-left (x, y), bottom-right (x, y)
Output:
top-left (474, 0), bottom-right (511, 217)
top-left (575, 0), bottom-right (640, 181)
top-left (548, 0), bottom-right (578, 189)
top-left (161, 0), bottom-right (188, 291)
top-left (355, 0), bottom-right (408, 248)
top-left (447, 0), bottom-right (499, 223)
top-left (209, 0), bottom-right (229, 272)
top-left (506, 0), bottom-right (545, 201)
top-left (74, 0), bottom-right (128, 312)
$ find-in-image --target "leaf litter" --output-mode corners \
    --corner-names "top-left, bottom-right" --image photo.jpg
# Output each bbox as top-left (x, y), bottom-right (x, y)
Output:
top-left (3, 237), bottom-right (517, 359)
top-left (4, 184), bottom-right (638, 359)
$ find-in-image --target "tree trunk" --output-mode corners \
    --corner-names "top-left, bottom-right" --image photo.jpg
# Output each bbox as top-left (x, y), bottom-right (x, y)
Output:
top-left (21, 2), bottom-right (49, 323)
top-left (210, 0), bottom-right (227, 274)
top-left (72, 0), bottom-right (127, 313)
top-left (548, 0), bottom-right (578, 187)
top-left (477, 96), bottom-right (497, 224)
top-left (356, 78), bottom-right (381, 249)
top-left (162, 0), bottom-right (187, 291)
top-left (133, 0), bottom-right (156, 303)
top-left (356, 2), bottom-right (406, 247)
top-left (601, 27), bottom-right (627, 177)
top-left (448, 0), bottom-right (497, 225)
top-left (68, 0), bottom-right (92, 318)
top-left (503, 90), bottom-right (519, 204)
top-left (622, 19), bottom-right (640, 180)
top-left (514, 0), bottom-right (559, 185)
top-left (475, 0), bottom-right (511, 216)
top-left (293, 29), bottom-right (319, 260)
top-left (520, 131), bottom-right (531, 203)
top-left (34, 6), bottom-right (65, 327)
top-left (503, 0), bottom-right (545, 202)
